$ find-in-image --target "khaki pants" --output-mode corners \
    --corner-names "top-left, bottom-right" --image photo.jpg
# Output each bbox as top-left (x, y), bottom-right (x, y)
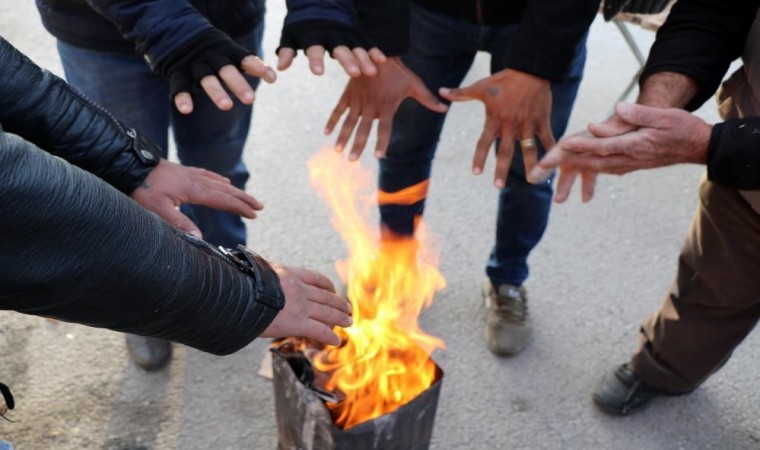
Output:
top-left (631, 176), bottom-right (760, 392)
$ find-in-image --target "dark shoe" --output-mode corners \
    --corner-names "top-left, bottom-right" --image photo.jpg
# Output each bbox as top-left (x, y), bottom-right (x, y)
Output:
top-left (125, 334), bottom-right (172, 371)
top-left (483, 281), bottom-right (531, 355)
top-left (592, 363), bottom-right (670, 415)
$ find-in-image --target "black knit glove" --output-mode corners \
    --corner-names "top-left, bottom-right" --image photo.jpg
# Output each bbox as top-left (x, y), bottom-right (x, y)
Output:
top-left (277, 19), bottom-right (369, 56)
top-left (155, 28), bottom-right (254, 98)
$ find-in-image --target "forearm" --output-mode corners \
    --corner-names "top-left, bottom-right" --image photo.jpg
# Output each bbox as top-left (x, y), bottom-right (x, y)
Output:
top-left (0, 37), bottom-right (158, 194)
top-left (636, 71), bottom-right (699, 109)
top-left (639, 0), bottom-right (758, 110)
top-left (0, 131), bottom-right (283, 355)
top-left (85, 0), bottom-right (212, 69)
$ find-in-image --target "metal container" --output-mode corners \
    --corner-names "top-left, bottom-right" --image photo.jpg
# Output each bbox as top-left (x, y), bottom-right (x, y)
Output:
top-left (271, 343), bottom-right (443, 450)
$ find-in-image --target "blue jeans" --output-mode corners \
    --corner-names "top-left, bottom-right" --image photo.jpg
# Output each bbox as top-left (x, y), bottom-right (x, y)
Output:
top-left (56, 23), bottom-right (264, 248)
top-left (379, 3), bottom-right (586, 287)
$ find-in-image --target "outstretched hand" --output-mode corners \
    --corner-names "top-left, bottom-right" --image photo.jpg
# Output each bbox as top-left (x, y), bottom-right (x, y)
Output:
top-left (439, 68), bottom-right (554, 188)
top-left (173, 55), bottom-right (277, 114)
top-left (261, 265), bottom-right (353, 346)
top-left (277, 20), bottom-right (386, 77)
top-left (529, 103), bottom-right (712, 203)
top-left (130, 159), bottom-right (264, 238)
top-left (325, 57), bottom-right (448, 160)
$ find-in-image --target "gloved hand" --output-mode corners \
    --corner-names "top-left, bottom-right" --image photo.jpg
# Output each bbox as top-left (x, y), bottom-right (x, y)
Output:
top-left (277, 19), bottom-right (385, 77)
top-left (278, 19), bottom-right (367, 56)
top-left (155, 28), bottom-right (276, 113)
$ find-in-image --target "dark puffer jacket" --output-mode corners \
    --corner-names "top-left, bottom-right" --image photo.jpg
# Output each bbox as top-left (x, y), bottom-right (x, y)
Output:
top-left (0, 37), bottom-right (284, 355)
top-left (35, 0), bottom-right (265, 70)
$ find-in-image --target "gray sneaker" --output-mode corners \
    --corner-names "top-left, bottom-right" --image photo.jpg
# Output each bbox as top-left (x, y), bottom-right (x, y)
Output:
top-left (483, 281), bottom-right (532, 355)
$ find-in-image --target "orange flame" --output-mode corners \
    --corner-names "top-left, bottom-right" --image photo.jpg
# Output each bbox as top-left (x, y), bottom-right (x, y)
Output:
top-left (307, 147), bottom-right (446, 429)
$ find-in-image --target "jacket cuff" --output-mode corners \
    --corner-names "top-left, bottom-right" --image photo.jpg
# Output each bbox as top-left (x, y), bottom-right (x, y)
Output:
top-left (707, 118), bottom-right (760, 189)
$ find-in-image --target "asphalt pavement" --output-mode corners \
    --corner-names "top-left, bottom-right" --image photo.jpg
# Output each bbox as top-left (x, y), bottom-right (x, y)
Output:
top-left (1, 1), bottom-right (758, 449)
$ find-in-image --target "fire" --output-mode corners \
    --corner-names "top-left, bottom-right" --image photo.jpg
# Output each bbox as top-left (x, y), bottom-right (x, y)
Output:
top-left (307, 147), bottom-right (446, 429)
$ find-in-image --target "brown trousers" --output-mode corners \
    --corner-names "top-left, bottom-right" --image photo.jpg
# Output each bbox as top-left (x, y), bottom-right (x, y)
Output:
top-left (632, 177), bottom-right (760, 392)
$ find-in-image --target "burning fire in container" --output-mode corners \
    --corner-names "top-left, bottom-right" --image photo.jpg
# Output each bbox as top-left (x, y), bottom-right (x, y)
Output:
top-left (306, 146), bottom-right (446, 430)
top-left (274, 145), bottom-right (446, 437)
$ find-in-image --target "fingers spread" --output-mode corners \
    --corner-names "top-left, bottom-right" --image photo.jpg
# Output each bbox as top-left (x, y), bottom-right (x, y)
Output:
top-left (218, 65), bottom-right (255, 105)
top-left (305, 45), bottom-right (327, 75)
top-left (277, 47), bottom-right (296, 71)
top-left (494, 134), bottom-right (515, 188)
top-left (554, 167), bottom-right (579, 203)
top-left (528, 145), bottom-right (565, 184)
top-left (351, 47), bottom-right (377, 77)
top-left (241, 55), bottom-right (276, 83)
top-left (368, 47), bottom-right (387, 65)
top-left (349, 113), bottom-right (375, 160)
top-left (335, 99), bottom-right (361, 152)
top-left (200, 75), bottom-right (233, 110)
top-left (302, 320), bottom-right (341, 347)
top-left (580, 171), bottom-right (597, 203)
top-left (331, 46), bottom-right (361, 77)
top-left (325, 91), bottom-right (350, 136)
top-left (291, 266), bottom-right (337, 293)
top-left (374, 116), bottom-right (393, 159)
top-left (174, 92), bottom-right (194, 114)
top-left (472, 125), bottom-right (497, 175)
top-left (164, 207), bottom-right (203, 239)
top-left (411, 81), bottom-right (447, 113)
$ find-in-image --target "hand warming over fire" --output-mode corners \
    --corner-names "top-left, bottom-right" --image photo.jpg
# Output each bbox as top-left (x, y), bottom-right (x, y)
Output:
top-left (528, 103), bottom-right (712, 203)
top-left (325, 56), bottom-right (448, 161)
top-left (439, 68), bottom-right (554, 189)
top-left (260, 264), bottom-right (353, 346)
top-left (130, 159), bottom-right (264, 239)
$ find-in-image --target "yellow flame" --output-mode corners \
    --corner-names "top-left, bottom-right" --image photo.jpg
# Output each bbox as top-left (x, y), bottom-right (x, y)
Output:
top-left (307, 147), bottom-right (446, 429)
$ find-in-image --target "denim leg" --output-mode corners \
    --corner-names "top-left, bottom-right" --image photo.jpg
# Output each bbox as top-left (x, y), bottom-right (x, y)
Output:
top-left (484, 33), bottom-right (588, 286)
top-left (56, 41), bottom-right (171, 152)
top-left (171, 22), bottom-right (264, 248)
top-left (379, 4), bottom-right (478, 237)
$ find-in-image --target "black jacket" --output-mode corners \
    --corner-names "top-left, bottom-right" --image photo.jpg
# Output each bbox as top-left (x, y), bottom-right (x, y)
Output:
top-left (412, 0), bottom-right (599, 82)
top-left (0, 37), bottom-right (284, 355)
top-left (638, 0), bottom-right (760, 189)
top-left (641, 0), bottom-right (759, 111)
top-left (35, 0), bottom-right (265, 70)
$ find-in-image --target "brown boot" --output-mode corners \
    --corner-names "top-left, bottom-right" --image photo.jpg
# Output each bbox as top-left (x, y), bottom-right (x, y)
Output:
top-left (483, 281), bottom-right (531, 356)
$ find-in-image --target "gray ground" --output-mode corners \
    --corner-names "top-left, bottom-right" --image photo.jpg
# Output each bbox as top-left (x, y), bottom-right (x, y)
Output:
top-left (1, 1), bottom-right (759, 449)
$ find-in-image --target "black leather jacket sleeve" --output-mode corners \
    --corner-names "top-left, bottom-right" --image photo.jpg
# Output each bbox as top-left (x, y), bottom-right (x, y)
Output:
top-left (0, 129), bottom-right (284, 355)
top-left (0, 37), bottom-right (160, 194)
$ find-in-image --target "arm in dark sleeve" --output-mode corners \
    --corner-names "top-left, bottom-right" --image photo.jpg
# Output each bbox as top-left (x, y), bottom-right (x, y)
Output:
top-left (641, 0), bottom-right (759, 111)
top-left (283, 0), bottom-right (409, 55)
top-left (504, 0), bottom-right (598, 82)
top-left (707, 117), bottom-right (760, 189)
top-left (354, 0), bottom-right (409, 56)
top-left (84, 0), bottom-right (214, 70)
top-left (0, 130), bottom-right (284, 355)
top-left (0, 37), bottom-right (159, 194)
top-left (284, 0), bottom-right (356, 27)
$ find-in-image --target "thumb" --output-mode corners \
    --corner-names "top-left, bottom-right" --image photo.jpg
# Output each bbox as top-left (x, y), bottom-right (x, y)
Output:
top-left (164, 208), bottom-right (203, 239)
top-left (411, 81), bottom-right (448, 113)
top-left (439, 84), bottom-right (479, 102)
top-left (614, 102), bottom-right (661, 128)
